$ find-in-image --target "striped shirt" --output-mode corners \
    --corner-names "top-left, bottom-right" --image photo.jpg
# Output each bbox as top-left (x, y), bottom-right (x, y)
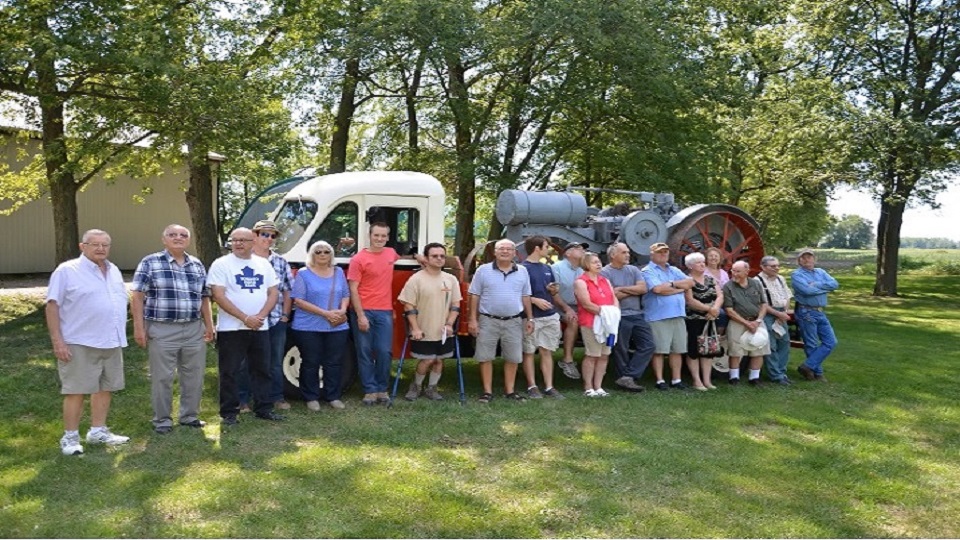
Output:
top-left (468, 262), bottom-right (531, 317)
top-left (132, 250), bottom-right (209, 322)
top-left (264, 251), bottom-right (294, 325)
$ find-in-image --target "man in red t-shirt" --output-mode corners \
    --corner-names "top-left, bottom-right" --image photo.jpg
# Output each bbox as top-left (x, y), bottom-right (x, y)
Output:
top-left (348, 222), bottom-right (400, 405)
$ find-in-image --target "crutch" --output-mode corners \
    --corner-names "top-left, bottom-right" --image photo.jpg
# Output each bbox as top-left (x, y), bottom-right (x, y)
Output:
top-left (453, 326), bottom-right (466, 406)
top-left (388, 333), bottom-right (411, 408)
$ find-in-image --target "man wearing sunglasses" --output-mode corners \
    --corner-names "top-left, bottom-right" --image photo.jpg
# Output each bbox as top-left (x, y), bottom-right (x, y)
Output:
top-left (131, 224), bottom-right (215, 434)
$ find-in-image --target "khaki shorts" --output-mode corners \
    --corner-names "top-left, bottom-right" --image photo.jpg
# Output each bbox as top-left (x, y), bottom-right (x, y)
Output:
top-left (650, 318), bottom-right (688, 354)
top-left (58, 344), bottom-right (125, 394)
top-left (522, 313), bottom-right (562, 354)
top-left (475, 315), bottom-right (524, 363)
top-left (726, 320), bottom-right (771, 358)
top-left (580, 326), bottom-right (612, 357)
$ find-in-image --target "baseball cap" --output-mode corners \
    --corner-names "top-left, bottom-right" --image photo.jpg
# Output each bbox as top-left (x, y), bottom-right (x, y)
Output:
top-left (562, 241), bottom-right (589, 252)
top-left (797, 248), bottom-right (815, 258)
top-left (649, 242), bottom-right (670, 253)
top-left (253, 219), bottom-right (279, 232)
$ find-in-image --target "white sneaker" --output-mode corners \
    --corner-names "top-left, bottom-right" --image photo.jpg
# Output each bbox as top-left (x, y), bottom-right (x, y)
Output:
top-left (595, 388), bottom-right (610, 397)
top-left (584, 389), bottom-right (598, 397)
top-left (60, 433), bottom-right (84, 456)
top-left (85, 427), bottom-right (130, 446)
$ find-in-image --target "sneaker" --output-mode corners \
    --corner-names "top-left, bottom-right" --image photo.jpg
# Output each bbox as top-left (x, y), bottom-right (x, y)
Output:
top-left (239, 404), bottom-right (252, 414)
top-left (255, 411), bottom-right (286, 421)
top-left (543, 388), bottom-right (565, 399)
top-left (670, 381), bottom-right (688, 390)
top-left (85, 427), bottom-right (129, 446)
top-left (778, 379), bottom-right (793, 386)
top-left (376, 392), bottom-right (391, 403)
top-left (526, 386), bottom-right (544, 399)
top-left (595, 388), bottom-right (610, 397)
top-left (362, 393), bottom-right (378, 406)
top-left (221, 416), bottom-right (239, 426)
top-left (583, 389), bottom-right (598, 397)
top-left (404, 382), bottom-right (422, 401)
top-left (424, 385), bottom-right (444, 401)
top-left (558, 360), bottom-right (581, 380)
top-left (328, 400), bottom-right (346, 410)
top-left (179, 419), bottom-right (206, 428)
top-left (60, 433), bottom-right (83, 456)
top-left (155, 425), bottom-right (173, 434)
top-left (275, 400), bottom-right (291, 410)
top-left (615, 376), bottom-right (645, 392)
top-left (655, 381), bottom-right (669, 391)
top-left (306, 400), bottom-right (321, 412)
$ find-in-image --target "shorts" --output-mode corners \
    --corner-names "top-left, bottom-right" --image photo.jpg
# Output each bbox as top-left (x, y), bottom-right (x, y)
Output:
top-left (58, 344), bottom-right (125, 394)
top-left (475, 315), bottom-right (523, 363)
top-left (410, 339), bottom-right (455, 360)
top-left (650, 318), bottom-right (688, 354)
top-left (580, 326), bottom-right (612, 357)
top-left (522, 313), bottom-right (561, 354)
top-left (726, 320), bottom-right (771, 357)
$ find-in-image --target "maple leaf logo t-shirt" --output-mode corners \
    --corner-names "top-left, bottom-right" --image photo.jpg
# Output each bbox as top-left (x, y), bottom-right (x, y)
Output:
top-left (207, 253), bottom-right (279, 331)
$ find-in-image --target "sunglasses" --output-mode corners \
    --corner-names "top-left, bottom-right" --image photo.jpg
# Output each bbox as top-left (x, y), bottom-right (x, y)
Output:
top-left (259, 232), bottom-right (278, 239)
top-left (314, 249), bottom-right (332, 255)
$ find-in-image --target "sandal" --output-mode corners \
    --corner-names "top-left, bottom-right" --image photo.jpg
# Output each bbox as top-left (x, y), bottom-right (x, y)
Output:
top-left (504, 392), bottom-right (526, 402)
top-left (478, 392), bottom-right (493, 404)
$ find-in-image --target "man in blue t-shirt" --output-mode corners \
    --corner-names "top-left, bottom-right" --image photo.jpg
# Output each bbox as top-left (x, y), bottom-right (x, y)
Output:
top-left (519, 236), bottom-right (569, 399)
top-left (641, 242), bottom-right (694, 390)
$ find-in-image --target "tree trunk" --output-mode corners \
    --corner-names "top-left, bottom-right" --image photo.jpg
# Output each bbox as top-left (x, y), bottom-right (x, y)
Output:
top-left (328, 56), bottom-right (360, 174)
top-left (185, 146), bottom-right (222, 268)
top-left (873, 196), bottom-right (905, 297)
top-left (446, 56), bottom-right (476, 262)
top-left (36, 46), bottom-right (79, 264)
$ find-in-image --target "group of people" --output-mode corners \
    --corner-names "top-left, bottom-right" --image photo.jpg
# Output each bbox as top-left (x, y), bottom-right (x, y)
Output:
top-left (46, 222), bottom-right (839, 456)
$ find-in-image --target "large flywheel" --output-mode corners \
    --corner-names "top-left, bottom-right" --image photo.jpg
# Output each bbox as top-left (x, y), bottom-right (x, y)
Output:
top-left (666, 204), bottom-right (765, 273)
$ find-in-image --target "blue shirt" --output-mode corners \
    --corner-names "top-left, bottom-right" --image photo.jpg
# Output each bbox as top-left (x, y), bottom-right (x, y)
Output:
top-left (132, 250), bottom-right (209, 322)
top-left (291, 267), bottom-right (350, 332)
top-left (551, 259), bottom-right (583, 306)
top-left (640, 262), bottom-right (688, 322)
top-left (790, 266), bottom-right (839, 307)
top-left (522, 261), bottom-right (557, 318)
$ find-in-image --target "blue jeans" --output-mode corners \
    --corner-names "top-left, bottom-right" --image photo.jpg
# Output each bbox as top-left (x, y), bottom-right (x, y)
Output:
top-left (612, 313), bottom-right (655, 379)
top-left (351, 309), bottom-right (394, 394)
top-left (796, 307), bottom-right (837, 375)
top-left (293, 329), bottom-right (348, 402)
top-left (763, 312), bottom-right (791, 381)
top-left (237, 321), bottom-right (287, 404)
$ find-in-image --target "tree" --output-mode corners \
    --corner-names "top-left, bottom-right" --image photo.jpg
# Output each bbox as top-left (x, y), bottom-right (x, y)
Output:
top-left (821, 214), bottom-right (875, 249)
top-left (808, 0), bottom-right (960, 296)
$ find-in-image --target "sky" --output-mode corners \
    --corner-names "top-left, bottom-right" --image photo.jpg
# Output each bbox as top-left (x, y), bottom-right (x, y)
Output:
top-left (828, 183), bottom-right (960, 241)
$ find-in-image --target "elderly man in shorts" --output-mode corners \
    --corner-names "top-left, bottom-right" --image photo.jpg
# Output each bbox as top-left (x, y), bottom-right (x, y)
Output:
top-left (398, 243), bottom-right (462, 401)
top-left (468, 238), bottom-right (534, 403)
top-left (519, 235), bottom-right (567, 399)
top-left (722, 261), bottom-right (770, 385)
top-left (641, 242), bottom-right (694, 390)
top-left (551, 241), bottom-right (587, 379)
top-left (46, 229), bottom-right (130, 455)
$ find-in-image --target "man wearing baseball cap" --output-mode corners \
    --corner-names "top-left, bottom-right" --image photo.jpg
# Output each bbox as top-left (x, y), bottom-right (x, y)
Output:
top-left (551, 241), bottom-right (589, 380)
top-left (641, 242), bottom-right (694, 390)
top-left (790, 248), bottom-right (839, 382)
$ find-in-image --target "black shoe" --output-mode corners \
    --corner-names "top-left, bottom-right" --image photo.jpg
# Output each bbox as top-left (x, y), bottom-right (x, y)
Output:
top-left (655, 381), bottom-right (669, 391)
top-left (255, 411), bottom-right (286, 422)
top-left (669, 381), bottom-right (688, 390)
top-left (797, 364), bottom-right (816, 381)
top-left (748, 378), bottom-right (761, 386)
top-left (221, 416), bottom-right (239, 426)
top-left (179, 419), bottom-right (206, 428)
top-left (154, 425), bottom-right (173, 434)
top-left (729, 377), bottom-right (740, 385)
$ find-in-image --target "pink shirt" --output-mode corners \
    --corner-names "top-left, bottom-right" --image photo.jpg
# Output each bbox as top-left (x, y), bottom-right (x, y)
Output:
top-left (347, 247), bottom-right (400, 310)
top-left (46, 255), bottom-right (128, 348)
top-left (576, 273), bottom-right (615, 329)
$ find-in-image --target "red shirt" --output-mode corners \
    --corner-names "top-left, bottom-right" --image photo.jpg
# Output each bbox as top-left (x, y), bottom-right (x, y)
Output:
top-left (346, 247), bottom-right (400, 310)
top-left (576, 273), bottom-right (615, 328)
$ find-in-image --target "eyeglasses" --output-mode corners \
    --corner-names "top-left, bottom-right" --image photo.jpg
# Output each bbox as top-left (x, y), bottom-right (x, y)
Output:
top-left (313, 250), bottom-right (332, 255)
top-left (82, 242), bottom-right (110, 248)
top-left (231, 238), bottom-right (253, 243)
top-left (165, 232), bottom-right (189, 238)
top-left (258, 232), bottom-right (277, 239)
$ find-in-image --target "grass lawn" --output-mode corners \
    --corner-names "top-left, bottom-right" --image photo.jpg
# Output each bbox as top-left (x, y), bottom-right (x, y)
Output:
top-left (1, 275), bottom-right (959, 538)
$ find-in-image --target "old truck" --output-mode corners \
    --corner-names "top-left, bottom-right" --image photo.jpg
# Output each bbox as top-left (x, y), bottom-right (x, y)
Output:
top-left (235, 170), bottom-right (766, 397)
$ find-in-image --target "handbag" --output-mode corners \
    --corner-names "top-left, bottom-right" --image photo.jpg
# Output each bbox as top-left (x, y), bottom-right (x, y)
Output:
top-left (697, 319), bottom-right (725, 358)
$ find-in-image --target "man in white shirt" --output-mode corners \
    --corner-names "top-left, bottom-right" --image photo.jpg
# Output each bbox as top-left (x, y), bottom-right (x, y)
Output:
top-left (757, 256), bottom-right (794, 384)
top-left (46, 229), bottom-right (130, 455)
top-left (208, 228), bottom-right (280, 425)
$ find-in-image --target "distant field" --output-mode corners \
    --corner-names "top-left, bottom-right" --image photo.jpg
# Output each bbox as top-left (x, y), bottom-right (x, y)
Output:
top-left (802, 248), bottom-right (960, 275)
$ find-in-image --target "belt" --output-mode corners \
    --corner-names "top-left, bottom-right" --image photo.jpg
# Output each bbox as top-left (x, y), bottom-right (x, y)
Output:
top-left (796, 304), bottom-right (824, 311)
top-left (479, 312), bottom-right (522, 321)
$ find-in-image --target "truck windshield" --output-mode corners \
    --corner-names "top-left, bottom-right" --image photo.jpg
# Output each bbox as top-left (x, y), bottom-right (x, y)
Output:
top-left (273, 199), bottom-right (318, 254)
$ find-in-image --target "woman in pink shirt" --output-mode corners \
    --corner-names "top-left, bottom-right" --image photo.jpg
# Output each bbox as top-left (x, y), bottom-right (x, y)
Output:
top-left (573, 252), bottom-right (619, 397)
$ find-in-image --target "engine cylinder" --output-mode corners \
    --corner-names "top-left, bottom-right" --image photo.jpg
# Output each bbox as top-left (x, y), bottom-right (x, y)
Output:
top-left (496, 190), bottom-right (589, 226)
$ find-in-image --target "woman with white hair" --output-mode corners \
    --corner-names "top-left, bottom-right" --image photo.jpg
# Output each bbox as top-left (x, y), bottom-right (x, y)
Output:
top-left (683, 251), bottom-right (724, 390)
top-left (291, 240), bottom-right (351, 410)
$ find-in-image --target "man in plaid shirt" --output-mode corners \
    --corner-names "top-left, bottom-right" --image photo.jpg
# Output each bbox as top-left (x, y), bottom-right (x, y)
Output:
top-left (131, 224), bottom-right (215, 434)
